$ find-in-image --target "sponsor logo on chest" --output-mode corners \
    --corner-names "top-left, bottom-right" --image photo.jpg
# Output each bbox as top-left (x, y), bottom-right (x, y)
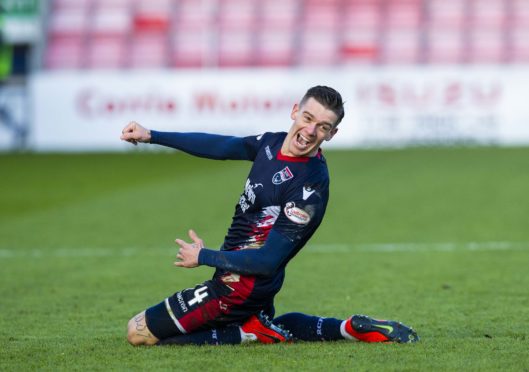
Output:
top-left (272, 166), bottom-right (294, 185)
top-left (284, 201), bottom-right (311, 225)
top-left (239, 178), bottom-right (263, 213)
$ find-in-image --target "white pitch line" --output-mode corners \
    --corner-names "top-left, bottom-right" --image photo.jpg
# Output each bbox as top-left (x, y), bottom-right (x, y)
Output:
top-left (306, 241), bottom-right (528, 253)
top-left (0, 241), bottom-right (527, 259)
top-left (0, 247), bottom-right (168, 258)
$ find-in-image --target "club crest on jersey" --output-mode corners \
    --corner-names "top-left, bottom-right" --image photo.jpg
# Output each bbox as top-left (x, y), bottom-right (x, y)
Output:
top-left (284, 202), bottom-right (311, 225)
top-left (272, 166), bottom-right (293, 185)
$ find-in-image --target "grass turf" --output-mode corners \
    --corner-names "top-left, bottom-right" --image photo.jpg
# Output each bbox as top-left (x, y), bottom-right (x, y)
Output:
top-left (1, 147), bottom-right (528, 371)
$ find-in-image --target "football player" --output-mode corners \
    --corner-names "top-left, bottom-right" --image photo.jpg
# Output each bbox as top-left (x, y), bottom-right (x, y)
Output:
top-left (121, 86), bottom-right (418, 345)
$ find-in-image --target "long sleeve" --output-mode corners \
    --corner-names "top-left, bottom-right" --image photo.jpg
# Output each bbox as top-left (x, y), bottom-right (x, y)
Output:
top-left (197, 230), bottom-right (297, 277)
top-left (150, 131), bottom-right (259, 160)
top-left (197, 164), bottom-right (329, 278)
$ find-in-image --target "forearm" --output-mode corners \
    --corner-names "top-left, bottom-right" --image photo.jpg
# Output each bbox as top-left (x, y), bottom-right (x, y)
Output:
top-left (197, 230), bottom-right (295, 277)
top-left (150, 131), bottom-right (251, 160)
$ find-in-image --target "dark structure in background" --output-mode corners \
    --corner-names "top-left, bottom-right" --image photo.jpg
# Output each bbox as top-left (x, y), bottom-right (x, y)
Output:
top-left (0, 0), bottom-right (38, 150)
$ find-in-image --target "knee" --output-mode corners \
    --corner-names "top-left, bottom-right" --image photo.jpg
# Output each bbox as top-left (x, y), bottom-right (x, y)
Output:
top-left (127, 312), bottom-right (158, 346)
top-left (127, 317), bottom-right (142, 346)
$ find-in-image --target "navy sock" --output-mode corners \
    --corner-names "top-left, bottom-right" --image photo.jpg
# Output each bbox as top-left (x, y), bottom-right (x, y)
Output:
top-left (157, 325), bottom-right (242, 346)
top-left (273, 312), bottom-right (344, 341)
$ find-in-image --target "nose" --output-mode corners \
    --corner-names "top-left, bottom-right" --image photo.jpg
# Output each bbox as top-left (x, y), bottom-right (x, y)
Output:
top-left (306, 122), bottom-right (317, 136)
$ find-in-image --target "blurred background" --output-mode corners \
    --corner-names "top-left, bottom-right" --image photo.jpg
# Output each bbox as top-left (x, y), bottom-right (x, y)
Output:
top-left (1, 0), bottom-right (529, 151)
top-left (2, 4), bottom-right (529, 368)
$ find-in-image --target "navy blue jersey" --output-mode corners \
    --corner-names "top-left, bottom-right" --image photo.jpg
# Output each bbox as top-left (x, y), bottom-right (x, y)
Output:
top-left (150, 131), bottom-right (329, 300)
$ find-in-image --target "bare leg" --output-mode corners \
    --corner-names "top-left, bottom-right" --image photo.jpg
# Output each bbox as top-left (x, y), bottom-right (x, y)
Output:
top-left (127, 311), bottom-right (159, 346)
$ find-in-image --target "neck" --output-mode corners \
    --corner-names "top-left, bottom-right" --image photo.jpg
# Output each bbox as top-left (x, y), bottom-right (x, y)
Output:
top-left (280, 140), bottom-right (317, 158)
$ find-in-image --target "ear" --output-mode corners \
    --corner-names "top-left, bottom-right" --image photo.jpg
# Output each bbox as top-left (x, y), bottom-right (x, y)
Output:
top-left (290, 103), bottom-right (299, 121)
top-left (325, 127), bottom-right (338, 141)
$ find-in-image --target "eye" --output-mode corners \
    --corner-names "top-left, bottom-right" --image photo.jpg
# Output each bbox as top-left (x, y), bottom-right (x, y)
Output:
top-left (319, 124), bottom-right (332, 133)
top-left (303, 115), bottom-right (311, 122)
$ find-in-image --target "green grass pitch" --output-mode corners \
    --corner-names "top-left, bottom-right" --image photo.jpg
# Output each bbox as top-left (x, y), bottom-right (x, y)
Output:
top-left (1, 147), bottom-right (528, 371)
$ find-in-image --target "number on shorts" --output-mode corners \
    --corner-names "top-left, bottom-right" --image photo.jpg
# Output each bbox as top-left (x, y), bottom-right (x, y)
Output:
top-left (188, 286), bottom-right (208, 306)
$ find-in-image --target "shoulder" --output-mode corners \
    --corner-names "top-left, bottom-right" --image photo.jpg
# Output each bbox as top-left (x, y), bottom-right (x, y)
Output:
top-left (242, 132), bottom-right (285, 160)
top-left (258, 132), bottom-right (287, 146)
top-left (244, 132), bottom-right (285, 148)
top-left (293, 154), bottom-right (329, 187)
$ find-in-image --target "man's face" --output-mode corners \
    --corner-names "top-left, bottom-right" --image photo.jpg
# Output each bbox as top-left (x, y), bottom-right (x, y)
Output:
top-left (282, 97), bottom-right (339, 157)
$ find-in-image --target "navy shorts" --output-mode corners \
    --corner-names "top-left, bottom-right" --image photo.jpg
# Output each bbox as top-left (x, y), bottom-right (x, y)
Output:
top-left (145, 273), bottom-right (274, 340)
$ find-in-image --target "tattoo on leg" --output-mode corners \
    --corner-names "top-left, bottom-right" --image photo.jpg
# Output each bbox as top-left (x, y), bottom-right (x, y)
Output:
top-left (134, 314), bottom-right (152, 339)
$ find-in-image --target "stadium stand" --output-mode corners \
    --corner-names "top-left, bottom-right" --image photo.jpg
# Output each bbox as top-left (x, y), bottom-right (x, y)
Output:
top-left (43, 0), bottom-right (524, 69)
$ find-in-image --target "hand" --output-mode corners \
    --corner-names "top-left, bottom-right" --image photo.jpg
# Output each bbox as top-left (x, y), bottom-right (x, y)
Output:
top-left (174, 229), bottom-right (204, 268)
top-left (120, 121), bottom-right (151, 145)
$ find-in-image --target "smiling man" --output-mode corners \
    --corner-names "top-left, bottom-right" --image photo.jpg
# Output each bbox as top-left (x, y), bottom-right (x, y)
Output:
top-left (121, 86), bottom-right (418, 346)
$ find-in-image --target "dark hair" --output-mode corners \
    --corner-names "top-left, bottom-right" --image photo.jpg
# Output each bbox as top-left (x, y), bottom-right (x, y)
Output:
top-left (300, 85), bottom-right (345, 126)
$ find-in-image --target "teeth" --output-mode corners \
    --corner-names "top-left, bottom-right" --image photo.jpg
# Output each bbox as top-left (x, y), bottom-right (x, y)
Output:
top-left (298, 134), bottom-right (309, 146)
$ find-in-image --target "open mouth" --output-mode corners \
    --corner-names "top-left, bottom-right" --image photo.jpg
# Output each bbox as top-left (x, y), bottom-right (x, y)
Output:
top-left (296, 133), bottom-right (311, 149)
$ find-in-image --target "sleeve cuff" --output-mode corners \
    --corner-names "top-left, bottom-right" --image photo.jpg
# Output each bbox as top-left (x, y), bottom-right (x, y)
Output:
top-left (198, 248), bottom-right (217, 266)
top-left (149, 130), bottom-right (161, 144)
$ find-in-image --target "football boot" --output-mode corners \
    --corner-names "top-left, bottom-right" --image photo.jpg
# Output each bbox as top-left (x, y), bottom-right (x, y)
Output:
top-left (345, 314), bottom-right (419, 343)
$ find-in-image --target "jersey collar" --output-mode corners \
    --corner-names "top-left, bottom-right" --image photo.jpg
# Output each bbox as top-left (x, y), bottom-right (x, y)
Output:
top-left (277, 148), bottom-right (322, 163)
